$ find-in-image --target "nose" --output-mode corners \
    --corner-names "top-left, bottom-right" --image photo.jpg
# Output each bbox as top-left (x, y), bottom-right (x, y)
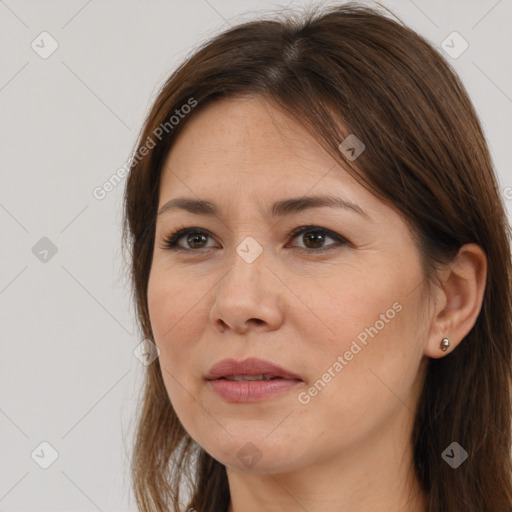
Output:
top-left (209, 247), bottom-right (284, 334)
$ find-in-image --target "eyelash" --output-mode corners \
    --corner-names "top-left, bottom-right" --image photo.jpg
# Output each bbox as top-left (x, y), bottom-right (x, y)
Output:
top-left (160, 225), bottom-right (349, 253)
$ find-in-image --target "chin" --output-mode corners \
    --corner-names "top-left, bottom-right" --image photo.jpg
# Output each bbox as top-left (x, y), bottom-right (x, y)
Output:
top-left (201, 435), bottom-right (308, 476)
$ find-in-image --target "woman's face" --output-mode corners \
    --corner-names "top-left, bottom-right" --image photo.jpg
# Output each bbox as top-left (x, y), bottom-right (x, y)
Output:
top-left (148, 95), bottom-right (431, 475)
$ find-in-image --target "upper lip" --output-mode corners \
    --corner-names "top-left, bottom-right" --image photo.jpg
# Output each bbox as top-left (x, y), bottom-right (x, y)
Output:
top-left (205, 357), bottom-right (302, 380)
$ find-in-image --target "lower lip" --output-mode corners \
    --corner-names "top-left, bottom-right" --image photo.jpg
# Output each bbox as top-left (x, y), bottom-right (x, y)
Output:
top-left (207, 378), bottom-right (302, 402)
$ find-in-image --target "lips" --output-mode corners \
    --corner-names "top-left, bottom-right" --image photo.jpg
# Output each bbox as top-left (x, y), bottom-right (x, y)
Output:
top-left (205, 357), bottom-right (302, 381)
top-left (205, 357), bottom-right (303, 402)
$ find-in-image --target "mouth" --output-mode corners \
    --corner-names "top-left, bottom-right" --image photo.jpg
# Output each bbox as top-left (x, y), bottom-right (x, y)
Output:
top-left (220, 374), bottom-right (287, 381)
top-left (205, 357), bottom-right (302, 381)
top-left (205, 358), bottom-right (303, 402)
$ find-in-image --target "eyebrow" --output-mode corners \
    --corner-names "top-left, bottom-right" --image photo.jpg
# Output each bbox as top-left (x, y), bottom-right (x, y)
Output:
top-left (158, 195), bottom-right (371, 221)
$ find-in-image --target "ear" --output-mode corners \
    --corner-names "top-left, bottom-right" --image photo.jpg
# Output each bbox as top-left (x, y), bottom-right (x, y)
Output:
top-left (423, 243), bottom-right (487, 359)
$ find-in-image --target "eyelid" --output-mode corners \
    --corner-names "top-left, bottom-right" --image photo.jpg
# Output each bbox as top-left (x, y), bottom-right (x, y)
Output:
top-left (286, 225), bottom-right (349, 249)
top-left (161, 225), bottom-right (350, 251)
top-left (161, 226), bottom-right (218, 251)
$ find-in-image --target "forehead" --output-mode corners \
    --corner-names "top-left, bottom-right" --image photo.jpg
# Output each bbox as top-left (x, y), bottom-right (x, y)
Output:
top-left (154, 96), bottom-right (414, 246)
top-left (159, 95), bottom-right (359, 192)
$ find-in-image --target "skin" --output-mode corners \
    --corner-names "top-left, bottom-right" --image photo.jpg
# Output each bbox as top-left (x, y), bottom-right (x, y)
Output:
top-left (147, 95), bottom-right (487, 512)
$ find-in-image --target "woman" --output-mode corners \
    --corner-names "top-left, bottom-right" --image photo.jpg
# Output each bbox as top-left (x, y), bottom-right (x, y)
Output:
top-left (122, 2), bottom-right (512, 511)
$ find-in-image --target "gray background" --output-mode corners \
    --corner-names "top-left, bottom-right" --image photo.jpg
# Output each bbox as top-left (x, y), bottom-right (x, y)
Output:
top-left (1, 0), bottom-right (511, 510)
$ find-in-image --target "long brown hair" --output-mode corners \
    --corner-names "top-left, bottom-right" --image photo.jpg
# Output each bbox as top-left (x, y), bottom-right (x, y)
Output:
top-left (122, 3), bottom-right (512, 511)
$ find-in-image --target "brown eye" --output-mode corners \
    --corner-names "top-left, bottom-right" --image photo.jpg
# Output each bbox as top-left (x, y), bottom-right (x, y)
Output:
top-left (301, 230), bottom-right (326, 249)
top-left (186, 232), bottom-right (209, 249)
top-left (162, 226), bottom-right (348, 252)
top-left (163, 228), bottom-right (216, 250)
top-left (288, 226), bottom-right (348, 251)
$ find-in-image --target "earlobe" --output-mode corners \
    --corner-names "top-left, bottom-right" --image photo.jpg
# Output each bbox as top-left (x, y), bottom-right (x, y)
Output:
top-left (423, 243), bottom-right (487, 359)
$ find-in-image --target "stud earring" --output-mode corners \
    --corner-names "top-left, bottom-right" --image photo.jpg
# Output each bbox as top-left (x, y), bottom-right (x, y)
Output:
top-left (440, 338), bottom-right (450, 351)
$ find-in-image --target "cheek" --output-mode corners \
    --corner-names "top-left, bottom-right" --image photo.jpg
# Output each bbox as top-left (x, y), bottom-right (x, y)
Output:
top-left (297, 268), bottom-right (404, 353)
top-left (147, 273), bottom-right (196, 421)
top-left (147, 267), bottom-right (210, 394)
top-left (299, 266), bottom-right (425, 410)
top-left (147, 265), bottom-right (199, 340)
top-left (147, 270), bottom-right (172, 343)
top-left (313, 294), bottom-right (425, 425)
top-left (147, 270), bottom-right (193, 373)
